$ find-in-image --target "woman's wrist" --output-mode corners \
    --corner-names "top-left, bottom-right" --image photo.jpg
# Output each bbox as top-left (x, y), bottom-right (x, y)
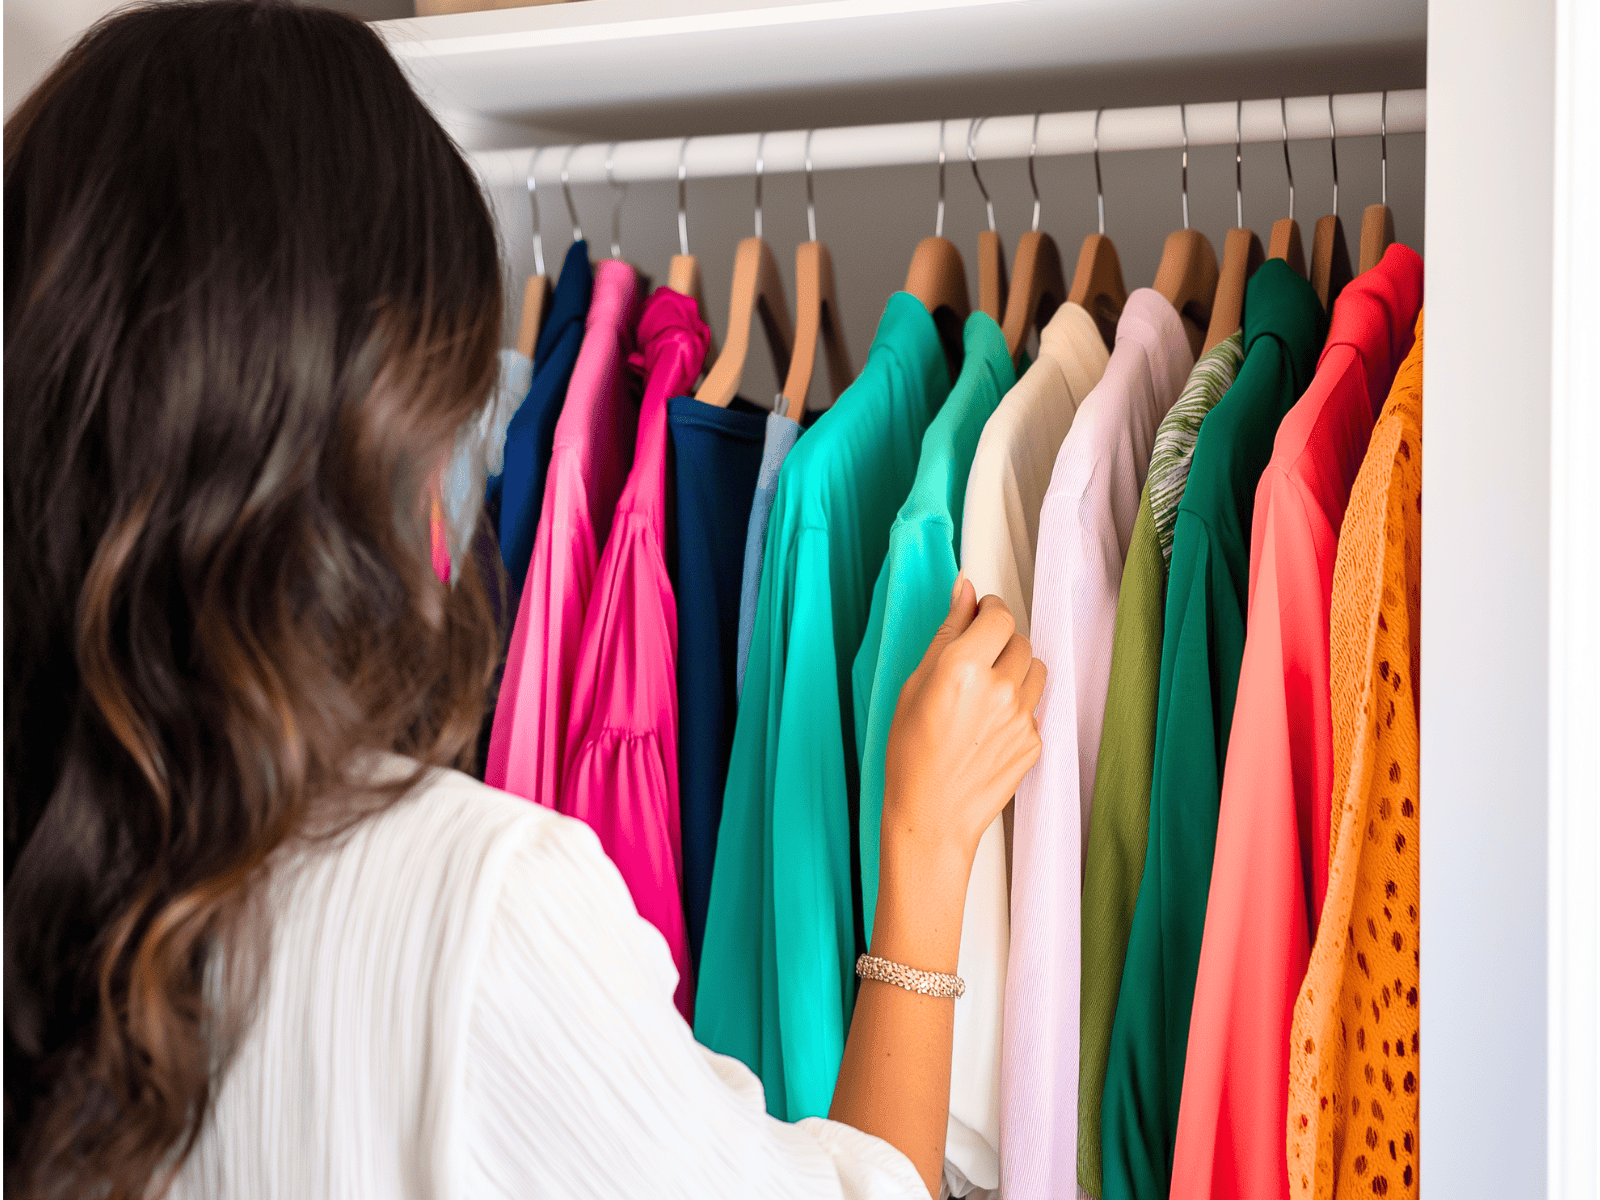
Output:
top-left (868, 822), bottom-right (972, 975)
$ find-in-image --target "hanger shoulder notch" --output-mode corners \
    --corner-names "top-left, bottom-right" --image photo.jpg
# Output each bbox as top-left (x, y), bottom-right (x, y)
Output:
top-left (1153, 228), bottom-right (1220, 359)
top-left (1202, 227), bottom-right (1264, 356)
top-left (1002, 229), bottom-right (1066, 364)
top-left (1067, 232), bottom-right (1128, 351)
top-left (1358, 203), bottom-right (1396, 274)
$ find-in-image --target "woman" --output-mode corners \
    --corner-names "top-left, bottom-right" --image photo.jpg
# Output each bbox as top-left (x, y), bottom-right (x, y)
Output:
top-left (2, 4), bottom-right (1044, 1197)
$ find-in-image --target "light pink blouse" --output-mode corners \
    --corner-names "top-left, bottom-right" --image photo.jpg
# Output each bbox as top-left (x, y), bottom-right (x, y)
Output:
top-left (1002, 290), bottom-right (1193, 1200)
top-left (560, 288), bottom-right (710, 1019)
top-left (486, 261), bottom-right (640, 805)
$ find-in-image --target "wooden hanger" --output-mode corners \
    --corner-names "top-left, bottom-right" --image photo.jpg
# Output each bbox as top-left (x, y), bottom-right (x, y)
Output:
top-left (666, 138), bottom-right (720, 374)
top-left (779, 138), bottom-right (854, 422)
top-left (1067, 112), bottom-right (1128, 349)
top-left (1358, 92), bottom-right (1396, 274)
top-left (695, 235), bottom-right (795, 408)
top-left (1202, 105), bottom-right (1264, 355)
top-left (1152, 108), bottom-right (1219, 358)
top-left (967, 119), bottom-right (1008, 322)
top-left (517, 154), bottom-right (554, 358)
top-left (999, 116), bottom-right (1065, 364)
top-left (1268, 99), bottom-right (1307, 277)
top-left (1309, 96), bottom-right (1353, 310)
top-left (905, 122), bottom-right (971, 376)
top-left (694, 134), bottom-right (795, 408)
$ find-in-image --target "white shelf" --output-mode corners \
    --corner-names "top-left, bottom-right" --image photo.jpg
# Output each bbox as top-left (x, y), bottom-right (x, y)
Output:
top-left (376, 0), bottom-right (1426, 149)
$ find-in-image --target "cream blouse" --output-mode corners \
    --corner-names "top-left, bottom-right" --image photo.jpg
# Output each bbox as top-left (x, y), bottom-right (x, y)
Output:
top-left (166, 761), bottom-right (924, 1199)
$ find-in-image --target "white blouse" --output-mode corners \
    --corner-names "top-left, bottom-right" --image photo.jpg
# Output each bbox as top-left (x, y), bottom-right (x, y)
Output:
top-left (167, 761), bottom-right (924, 1199)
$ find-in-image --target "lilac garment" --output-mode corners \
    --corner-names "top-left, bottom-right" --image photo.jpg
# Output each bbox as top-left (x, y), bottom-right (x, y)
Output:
top-left (560, 288), bottom-right (711, 1019)
top-left (485, 261), bottom-right (640, 805)
top-left (1001, 290), bottom-right (1193, 1200)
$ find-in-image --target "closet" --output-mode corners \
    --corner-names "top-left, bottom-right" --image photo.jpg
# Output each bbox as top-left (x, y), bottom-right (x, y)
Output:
top-left (382, 1), bottom-right (1597, 1196)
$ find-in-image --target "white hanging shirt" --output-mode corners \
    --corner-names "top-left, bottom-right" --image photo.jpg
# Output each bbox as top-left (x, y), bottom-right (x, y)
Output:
top-left (166, 760), bottom-right (924, 1200)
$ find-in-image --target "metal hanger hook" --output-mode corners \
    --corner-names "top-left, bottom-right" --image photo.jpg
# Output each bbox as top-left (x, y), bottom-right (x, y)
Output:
top-left (1327, 94), bottom-right (1339, 219)
top-left (526, 148), bottom-right (546, 277)
top-left (935, 119), bottom-right (947, 238)
top-left (1380, 90), bottom-right (1388, 205)
top-left (1028, 111), bottom-right (1042, 232)
top-left (1280, 96), bottom-right (1295, 222)
top-left (604, 142), bottom-right (625, 261)
top-left (804, 128), bottom-right (818, 243)
top-left (1179, 103), bottom-right (1190, 231)
top-left (1094, 107), bottom-right (1106, 236)
top-left (676, 137), bottom-right (691, 257)
top-left (560, 144), bottom-right (583, 244)
top-left (967, 116), bottom-right (996, 233)
top-left (753, 131), bottom-right (766, 240)
top-left (1234, 99), bottom-right (1244, 229)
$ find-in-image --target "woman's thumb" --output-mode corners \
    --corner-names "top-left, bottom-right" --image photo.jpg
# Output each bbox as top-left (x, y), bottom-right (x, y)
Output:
top-left (927, 574), bottom-right (978, 656)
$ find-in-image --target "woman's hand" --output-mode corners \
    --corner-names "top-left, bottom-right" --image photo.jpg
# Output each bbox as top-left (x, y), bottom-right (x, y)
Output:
top-left (830, 578), bottom-right (1043, 1197)
top-left (882, 576), bottom-right (1045, 871)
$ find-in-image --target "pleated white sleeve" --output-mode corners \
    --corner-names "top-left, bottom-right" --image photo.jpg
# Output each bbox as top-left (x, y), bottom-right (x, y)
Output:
top-left (460, 792), bottom-right (927, 1200)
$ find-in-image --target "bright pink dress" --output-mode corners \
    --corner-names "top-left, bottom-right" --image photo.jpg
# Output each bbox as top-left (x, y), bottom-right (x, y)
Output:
top-left (560, 288), bottom-right (710, 1019)
top-left (486, 261), bottom-right (641, 804)
top-left (1170, 244), bottom-right (1423, 1200)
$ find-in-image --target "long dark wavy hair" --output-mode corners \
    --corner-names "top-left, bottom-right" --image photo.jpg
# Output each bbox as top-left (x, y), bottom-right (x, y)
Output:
top-left (3, 2), bottom-right (504, 1194)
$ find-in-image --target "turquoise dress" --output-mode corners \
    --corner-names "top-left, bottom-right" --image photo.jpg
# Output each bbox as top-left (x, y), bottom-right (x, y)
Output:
top-left (695, 293), bottom-right (951, 1121)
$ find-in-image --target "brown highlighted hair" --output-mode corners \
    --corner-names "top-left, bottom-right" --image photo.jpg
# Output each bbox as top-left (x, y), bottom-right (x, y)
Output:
top-left (3, 2), bottom-right (503, 1195)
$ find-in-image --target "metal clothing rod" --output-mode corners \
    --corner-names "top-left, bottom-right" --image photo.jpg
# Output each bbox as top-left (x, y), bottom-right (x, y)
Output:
top-left (469, 89), bottom-right (1424, 191)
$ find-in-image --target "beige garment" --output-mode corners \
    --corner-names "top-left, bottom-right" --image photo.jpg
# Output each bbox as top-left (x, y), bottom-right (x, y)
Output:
top-left (959, 301), bottom-right (1111, 637)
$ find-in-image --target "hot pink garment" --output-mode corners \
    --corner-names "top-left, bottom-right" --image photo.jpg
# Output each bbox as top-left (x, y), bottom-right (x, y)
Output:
top-left (1002, 290), bottom-right (1193, 1200)
top-left (486, 261), bottom-right (640, 804)
top-left (1170, 244), bottom-right (1422, 1200)
top-left (560, 288), bottom-right (710, 1019)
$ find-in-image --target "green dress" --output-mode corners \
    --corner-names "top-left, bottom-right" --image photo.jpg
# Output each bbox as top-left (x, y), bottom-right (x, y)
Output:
top-left (1100, 261), bottom-right (1325, 1200)
top-left (1077, 333), bottom-right (1245, 1197)
top-left (694, 293), bottom-right (951, 1122)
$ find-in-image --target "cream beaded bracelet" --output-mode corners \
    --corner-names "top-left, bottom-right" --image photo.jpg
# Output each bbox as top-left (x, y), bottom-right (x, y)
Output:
top-left (855, 953), bottom-right (966, 999)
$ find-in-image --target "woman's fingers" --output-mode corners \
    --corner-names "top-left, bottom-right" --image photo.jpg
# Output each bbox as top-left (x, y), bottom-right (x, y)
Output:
top-left (1020, 656), bottom-right (1047, 713)
top-left (954, 593), bottom-right (1016, 666)
top-left (993, 632), bottom-right (1033, 689)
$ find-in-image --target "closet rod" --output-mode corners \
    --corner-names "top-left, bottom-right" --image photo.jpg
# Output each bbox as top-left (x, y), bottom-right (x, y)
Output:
top-left (469, 89), bottom-right (1424, 190)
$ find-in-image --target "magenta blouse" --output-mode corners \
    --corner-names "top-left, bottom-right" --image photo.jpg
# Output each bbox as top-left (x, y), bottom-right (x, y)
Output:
top-left (486, 261), bottom-right (641, 805)
top-left (560, 288), bottom-right (710, 1018)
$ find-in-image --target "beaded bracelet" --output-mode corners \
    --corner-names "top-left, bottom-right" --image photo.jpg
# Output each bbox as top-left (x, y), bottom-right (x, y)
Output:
top-left (855, 953), bottom-right (966, 999)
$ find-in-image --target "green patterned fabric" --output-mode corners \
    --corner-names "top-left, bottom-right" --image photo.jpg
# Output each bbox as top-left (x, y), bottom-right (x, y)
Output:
top-left (1144, 331), bottom-right (1245, 564)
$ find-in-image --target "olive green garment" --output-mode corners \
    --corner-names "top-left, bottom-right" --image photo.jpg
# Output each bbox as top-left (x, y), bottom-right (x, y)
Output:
top-left (1100, 260), bottom-right (1326, 1200)
top-left (1077, 333), bottom-right (1245, 1198)
top-left (694, 293), bottom-right (950, 1123)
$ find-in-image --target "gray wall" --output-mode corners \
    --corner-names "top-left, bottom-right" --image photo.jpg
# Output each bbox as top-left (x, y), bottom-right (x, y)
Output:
top-left (485, 129), bottom-right (1424, 410)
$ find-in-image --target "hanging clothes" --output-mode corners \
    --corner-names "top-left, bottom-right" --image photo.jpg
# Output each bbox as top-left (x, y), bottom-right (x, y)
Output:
top-left (1286, 309), bottom-right (1424, 1200)
top-left (560, 288), bottom-right (711, 1019)
top-left (494, 241), bottom-right (595, 601)
top-left (1077, 329), bottom-right (1246, 1200)
top-left (696, 293), bottom-right (951, 1122)
top-left (851, 312), bottom-right (1016, 1199)
top-left (670, 395), bottom-right (769, 973)
top-left (1101, 260), bottom-right (1325, 1200)
top-left (959, 299), bottom-right (1109, 1196)
top-left (485, 260), bottom-right (641, 804)
top-left (1171, 245), bottom-right (1422, 1200)
top-left (735, 412), bottom-right (803, 698)
top-left (1002, 290), bottom-right (1194, 1200)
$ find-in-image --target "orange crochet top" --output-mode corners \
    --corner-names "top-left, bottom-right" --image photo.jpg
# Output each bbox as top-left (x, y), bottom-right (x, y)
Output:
top-left (1286, 309), bottom-right (1423, 1199)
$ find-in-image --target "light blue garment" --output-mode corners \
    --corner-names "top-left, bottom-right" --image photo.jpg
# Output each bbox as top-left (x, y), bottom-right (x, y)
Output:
top-left (734, 412), bottom-right (803, 699)
top-left (441, 348), bottom-right (533, 581)
top-left (851, 312), bottom-right (1015, 935)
